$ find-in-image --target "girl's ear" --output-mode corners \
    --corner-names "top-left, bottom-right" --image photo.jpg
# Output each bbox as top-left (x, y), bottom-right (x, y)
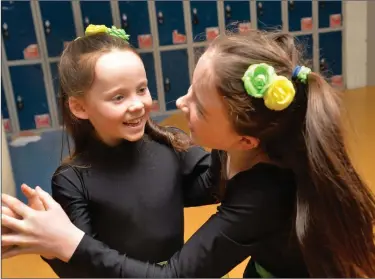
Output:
top-left (237, 136), bottom-right (260, 150)
top-left (68, 97), bottom-right (89, 120)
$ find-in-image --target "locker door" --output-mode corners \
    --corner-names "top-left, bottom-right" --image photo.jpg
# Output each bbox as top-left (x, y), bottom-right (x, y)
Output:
top-left (256, 1), bottom-right (282, 31)
top-left (49, 62), bottom-right (62, 125)
top-left (80, 1), bottom-right (113, 30)
top-left (139, 53), bottom-right (158, 111)
top-left (39, 1), bottom-right (76, 57)
top-left (1, 1), bottom-right (39, 61)
top-left (288, 1), bottom-right (313, 32)
top-left (295, 35), bottom-right (313, 68)
top-left (161, 50), bottom-right (190, 111)
top-left (190, 1), bottom-right (219, 42)
top-left (319, 0), bottom-right (342, 29)
top-left (319, 31), bottom-right (343, 85)
top-left (118, 1), bottom-right (151, 49)
top-left (9, 65), bottom-right (50, 130)
top-left (1, 82), bottom-right (11, 132)
top-left (155, 1), bottom-right (186, 46)
top-left (223, 1), bottom-right (251, 33)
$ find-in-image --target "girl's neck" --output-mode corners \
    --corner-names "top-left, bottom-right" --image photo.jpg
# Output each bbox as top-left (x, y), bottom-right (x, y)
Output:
top-left (226, 148), bottom-right (270, 179)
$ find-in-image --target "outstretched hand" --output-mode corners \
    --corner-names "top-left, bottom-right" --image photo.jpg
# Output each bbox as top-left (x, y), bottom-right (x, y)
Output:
top-left (1, 186), bottom-right (85, 262)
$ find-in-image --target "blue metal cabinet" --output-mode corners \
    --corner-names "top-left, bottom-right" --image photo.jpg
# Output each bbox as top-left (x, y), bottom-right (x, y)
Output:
top-left (319, 0), bottom-right (342, 29)
top-left (139, 53), bottom-right (158, 101)
top-left (1, 1), bottom-right (38, 60)
top-left (190, 1), bottom-right (218, 42)
top-left (39, 1), bottom-right (76, 57)
top-left (224, 1), bottom-right (251, 32)
top-left (49, 62), bottom-right (62, 125)
top-left (319, 31), bottom-right (342, 77)
top-left (256, 1), bottom-right (282, 31)
top-left (9, 65), bottom-right (50, 130)
top-left (155, 1), bottom-right (185, 46)
top-left (1, 82), bottom-right (10, 119)
top-left (80, 1), bottom-right (113, 30)
top-left (288, 0), bottom-right (313, 32)
top-left (118, 1), bottom-right (151, 49)
top-left (295, 35), bottom-right (313, 68)
top-left (161, 50), bottom-right (190, 111)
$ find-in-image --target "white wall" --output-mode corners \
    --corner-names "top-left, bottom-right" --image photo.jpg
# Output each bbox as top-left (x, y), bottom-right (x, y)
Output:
top-left (344, 1), bottom-right (367, 89)
top-left (1, 119), bottom-right (16, 197)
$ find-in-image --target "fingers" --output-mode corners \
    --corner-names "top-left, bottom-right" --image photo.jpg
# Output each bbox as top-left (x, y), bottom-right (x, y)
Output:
top-left (2, 206), bottom-right (21, 219)
top-left (1, 194), bottom-right (33, 218)
top-left (35, 187), bottom-right (56, 210)
top-left (21, 184), bottom-right (36, 199)
top-left (2, 246), bottom-right (36, 259)
top-left (1, 233), bottom-right (36, 246)
top-left (1, 214), bottom-right (25, 233)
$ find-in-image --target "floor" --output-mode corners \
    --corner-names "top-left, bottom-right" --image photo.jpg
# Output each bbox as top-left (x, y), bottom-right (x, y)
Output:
top-left (2, 86), bottom-right (375, 278)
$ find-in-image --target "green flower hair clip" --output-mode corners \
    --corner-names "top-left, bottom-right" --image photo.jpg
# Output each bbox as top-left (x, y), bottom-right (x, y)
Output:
top-left (75, 24), bottom-right (130, 41)
top-left (242, 63), bottom-right (296, 111)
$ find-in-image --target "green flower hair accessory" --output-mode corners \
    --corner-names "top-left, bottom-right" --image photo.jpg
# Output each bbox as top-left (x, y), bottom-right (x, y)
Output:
top-left (242, 63), bottom-right (276, 98)
top-left (83, 24), bottom-right (130, 41)
top-left (242, 63), bottom-right (296, 111)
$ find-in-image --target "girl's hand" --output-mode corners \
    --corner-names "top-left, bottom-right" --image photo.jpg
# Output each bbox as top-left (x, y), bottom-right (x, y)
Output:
top-left (1, 186), bottom-right (85, 262)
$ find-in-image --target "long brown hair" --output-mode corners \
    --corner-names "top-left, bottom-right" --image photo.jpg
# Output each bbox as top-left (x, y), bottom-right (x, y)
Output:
top-left (207, 30), bottom-right (375, 277)
top-left (57, 33), bottom-right (191, 164)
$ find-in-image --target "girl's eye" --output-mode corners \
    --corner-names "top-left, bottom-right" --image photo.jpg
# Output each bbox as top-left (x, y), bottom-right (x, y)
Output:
top-left (112, 95), bottom-right (124, 102)
top-left (138, 87), bottom-right (148, 95)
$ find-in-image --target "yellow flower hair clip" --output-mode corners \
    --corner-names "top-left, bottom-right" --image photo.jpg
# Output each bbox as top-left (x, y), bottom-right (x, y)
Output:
top-left (242, 63), bottom-right (297, 111)
top-left (75, 24), bottom-right (130, 41)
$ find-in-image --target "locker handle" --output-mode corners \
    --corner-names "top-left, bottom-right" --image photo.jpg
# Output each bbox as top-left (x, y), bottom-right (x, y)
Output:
top-left (164, 78), bottom-right (171, 92)
top-left (192, 8), bottom-right (199, 25)
top-left (157, 11), bottom-right (164, 25)
top-left (2, 22), bottom-right (9, 39)
top-left (257, 2), bottom-right (264, 16)
top-left (44, 20), bottom-right (51, 35)
top-left (122, 13), bottom-right (128, 29)
top-left (225, 5), bottom-right (232, 20)
top-left (288, 1), bottom-right (295, 11)
top-left (16, 95), bottom-right (24, 111)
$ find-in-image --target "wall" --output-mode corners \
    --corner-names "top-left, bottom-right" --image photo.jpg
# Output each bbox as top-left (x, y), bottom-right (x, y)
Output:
top-left (1, 118), bottom-right (16, 196)
top-left (344, 1), bottom-right (367, 89)
top-left (367, 1), bottom-right (375, 86)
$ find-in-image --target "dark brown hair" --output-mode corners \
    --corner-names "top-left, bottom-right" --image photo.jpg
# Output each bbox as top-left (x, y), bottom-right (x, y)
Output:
top-left (57, 33), bottom-right (191, 164)
top-left (206, 30), bottom-right (375, 277)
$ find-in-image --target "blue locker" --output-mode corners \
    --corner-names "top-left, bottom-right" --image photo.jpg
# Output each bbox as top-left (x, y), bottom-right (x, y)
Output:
top-left (1, 82), bottom-right (10, 119)
top-left (190, 1), bottom-right (219, 42)
top-left (319, 31), bottom-right (342, 77)
top-left (319, 0), bottom-right (342, 29)
top-left (295, 35), bottom-right (313, 68)
top-left (256, 1), bottom-right (282, 31)
top-left (139, 53), bottom-right (158, 101)
top-left (9, 65), bottom-right (50, 130)
top-left (155, 1), bottom-right (185, 46)
top-left (50, 62), bottom-right (62, 125)
top-left (39, 1), bottom-right (76, 57)
top-left (80, 1), bottom-right (113, 30)
top-left (118, 1), bottom-right (151, 49)
top-left (161, 50), bottom-right (190, 111)
top-left (1, 1), bottom-right (38, 61)
top-left (224, 1), bottom-right (251, 32)
top-left (288, 1), bottom-right (313, 32)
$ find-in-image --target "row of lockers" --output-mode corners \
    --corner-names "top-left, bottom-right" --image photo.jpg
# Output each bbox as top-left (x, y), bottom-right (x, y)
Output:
top-left (1, 0), bottom-right (343, 133)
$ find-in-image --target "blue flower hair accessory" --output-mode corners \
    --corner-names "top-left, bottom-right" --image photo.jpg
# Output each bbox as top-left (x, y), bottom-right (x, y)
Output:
top-left (292, 65), bottom-right (311, 84)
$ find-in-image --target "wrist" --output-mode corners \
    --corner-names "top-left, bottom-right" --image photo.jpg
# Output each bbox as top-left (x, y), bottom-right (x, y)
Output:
top-left (58, 225), bottom-right (85, 263)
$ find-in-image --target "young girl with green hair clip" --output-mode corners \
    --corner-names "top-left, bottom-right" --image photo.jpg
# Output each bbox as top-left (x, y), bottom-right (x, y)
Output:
top-left (2, 29), bottom-right (375, 278)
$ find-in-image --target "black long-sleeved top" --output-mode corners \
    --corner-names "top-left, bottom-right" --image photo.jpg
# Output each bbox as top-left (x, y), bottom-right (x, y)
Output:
top-left (58, 151), bottom-right (310, 277)
top-left (42, 130), bottom-right (222, 278)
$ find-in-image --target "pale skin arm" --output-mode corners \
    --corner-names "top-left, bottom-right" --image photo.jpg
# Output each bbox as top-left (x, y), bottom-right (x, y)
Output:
top-left (1, 186), bottom-right (84, 262)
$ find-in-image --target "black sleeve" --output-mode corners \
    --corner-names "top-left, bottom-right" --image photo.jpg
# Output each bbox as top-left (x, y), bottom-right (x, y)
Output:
top-left (67, 169), bottom-right (287, 278)
top-left (41, 167), bottom-right (95, 278)
top-left (166, 126), bottom-right (222, 207)
top-left (180, 147), bottom-right (222, 207)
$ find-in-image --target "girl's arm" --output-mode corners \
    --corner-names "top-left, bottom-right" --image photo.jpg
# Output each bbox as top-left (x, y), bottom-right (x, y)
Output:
top-left (41, 167), bottom-right (96, 278)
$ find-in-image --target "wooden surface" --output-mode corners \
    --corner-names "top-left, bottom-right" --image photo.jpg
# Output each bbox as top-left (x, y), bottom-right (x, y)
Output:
top-left (2, 86), bottom-right (375, 278)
